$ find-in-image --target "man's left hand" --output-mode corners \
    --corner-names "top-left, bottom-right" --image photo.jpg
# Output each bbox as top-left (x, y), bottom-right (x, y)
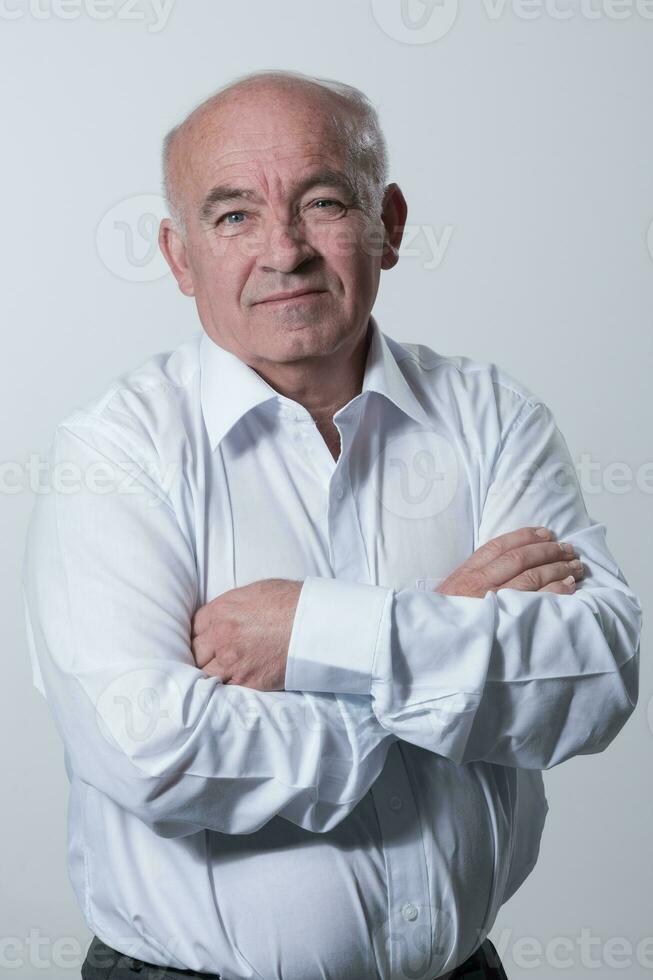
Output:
top-left (190, 578), bottom-right (303, 691)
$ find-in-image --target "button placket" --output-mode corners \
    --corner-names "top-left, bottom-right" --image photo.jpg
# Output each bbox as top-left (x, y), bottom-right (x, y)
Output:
top-left (326, 403), bottom-right (372, 581)
top-left (370, 743), bottom-right (433, 979)
top-left (401, 902), bottom-right (419, 922)
top-left (298, 416), bottom-right (337, 486)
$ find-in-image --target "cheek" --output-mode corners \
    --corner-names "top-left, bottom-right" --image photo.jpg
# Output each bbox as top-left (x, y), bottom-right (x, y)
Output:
top-left (331, 251), bottom-right (378, 302)
top-left (318, 224), bottom-right (381, 288)
top-left (194, 240), bottom-right (253, 304)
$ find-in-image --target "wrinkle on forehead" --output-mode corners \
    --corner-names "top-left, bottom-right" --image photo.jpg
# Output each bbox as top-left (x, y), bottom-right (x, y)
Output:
top-left (167, 79), bottom-right (359, 227)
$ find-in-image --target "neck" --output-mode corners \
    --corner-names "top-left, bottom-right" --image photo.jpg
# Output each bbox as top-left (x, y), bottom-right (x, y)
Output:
top-left (251, 319), bottom-right (373, 426)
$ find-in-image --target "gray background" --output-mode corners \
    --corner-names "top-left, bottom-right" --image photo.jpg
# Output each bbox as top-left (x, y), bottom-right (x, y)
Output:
top-left (2, 1), bottom-right (652, 977)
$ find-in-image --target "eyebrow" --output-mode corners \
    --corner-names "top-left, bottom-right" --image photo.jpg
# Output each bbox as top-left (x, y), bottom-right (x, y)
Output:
top-left (198, 168), bottom-right (358, 223)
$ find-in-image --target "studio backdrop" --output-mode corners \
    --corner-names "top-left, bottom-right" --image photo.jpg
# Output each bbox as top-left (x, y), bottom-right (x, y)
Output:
top-left (2, 3), bottom-right (651, 979)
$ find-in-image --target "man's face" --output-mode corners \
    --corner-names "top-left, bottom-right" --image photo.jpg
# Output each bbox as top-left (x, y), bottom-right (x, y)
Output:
top-left (160, 83), bottom-right (403, 368)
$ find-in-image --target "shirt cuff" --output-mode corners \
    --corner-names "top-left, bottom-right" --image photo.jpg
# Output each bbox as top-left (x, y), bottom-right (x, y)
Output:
top-left (284, 576), bottom-right (392, 695)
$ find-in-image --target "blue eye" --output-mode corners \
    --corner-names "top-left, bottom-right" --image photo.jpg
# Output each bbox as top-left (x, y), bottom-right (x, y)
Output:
top-left (306, 199), bottom-right (347, 219)
top-left (223, 212), bottom-right (246, 224)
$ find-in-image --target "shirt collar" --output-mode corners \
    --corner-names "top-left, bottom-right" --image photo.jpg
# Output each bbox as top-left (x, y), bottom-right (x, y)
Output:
top-left (200, 314), bottom-right (432, 451)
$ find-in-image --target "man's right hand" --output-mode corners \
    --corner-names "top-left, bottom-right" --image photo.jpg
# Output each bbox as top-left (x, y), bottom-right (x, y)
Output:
top-left (435, 526), bottom-right (584, 598)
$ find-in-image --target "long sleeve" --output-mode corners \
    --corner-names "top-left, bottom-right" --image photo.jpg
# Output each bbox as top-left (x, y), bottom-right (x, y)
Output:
top-left (21, 424), bottom-right (397, 838)
top-left (284, 400), bottom-right (642, 769)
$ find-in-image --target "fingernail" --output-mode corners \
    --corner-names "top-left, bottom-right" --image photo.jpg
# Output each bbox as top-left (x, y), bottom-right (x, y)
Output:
top-left (564, 575), bottom-right (576, 586)
top-left (535, 527), bottom-right (551, 538)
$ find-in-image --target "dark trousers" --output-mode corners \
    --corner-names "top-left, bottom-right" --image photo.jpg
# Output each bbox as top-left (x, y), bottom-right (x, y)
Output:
top-left (82, 933), bottom-right (509, 980)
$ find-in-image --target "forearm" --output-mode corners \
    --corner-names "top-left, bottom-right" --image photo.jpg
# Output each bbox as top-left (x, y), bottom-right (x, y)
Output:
top-left (22, 423), bottom-right (398, 838)
top-left (285, 512), bottom-right (641, 770)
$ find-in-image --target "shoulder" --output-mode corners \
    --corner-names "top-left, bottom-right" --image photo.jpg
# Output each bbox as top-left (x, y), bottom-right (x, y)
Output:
top-left (52, 333), bottom-right (203, 486)
top-left (387, 332), bottom-right (548, 443)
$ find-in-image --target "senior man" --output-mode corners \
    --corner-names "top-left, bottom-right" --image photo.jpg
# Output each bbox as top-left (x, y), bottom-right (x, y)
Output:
top-left (22, 70), bottom-right (641, 980)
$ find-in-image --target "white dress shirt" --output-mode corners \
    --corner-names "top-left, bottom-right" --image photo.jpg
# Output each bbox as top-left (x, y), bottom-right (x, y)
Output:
top-left (21, 316), bottom-right (641, 980)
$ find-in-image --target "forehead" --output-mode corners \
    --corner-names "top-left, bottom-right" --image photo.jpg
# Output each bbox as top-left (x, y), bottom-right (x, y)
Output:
top-left (181, 85), bottom-right (351, 195)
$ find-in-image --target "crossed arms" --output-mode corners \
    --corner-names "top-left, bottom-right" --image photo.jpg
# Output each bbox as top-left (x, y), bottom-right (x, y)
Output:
top-left (21, 401), bottom-right (641, 838)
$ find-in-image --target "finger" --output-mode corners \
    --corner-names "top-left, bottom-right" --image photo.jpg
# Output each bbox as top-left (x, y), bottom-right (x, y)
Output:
top-left (191, 597), bottom-right (223, 639)
top-left (191, 607), bottom-right (208, 639)
top-left (539, 575), bottom-right (577, 594)
top-left (202, 658), bottom-right (227, 681)
top-left (479, 541), bottom-right (578, 591)
top-left (191, 634), bottom-right (215, 669)
top-left (502, 559), bottom-right (584, 592)
top-left (465, 526), bottom-right (557, 571)
top-left (497, 549), bottom-right (582, 586)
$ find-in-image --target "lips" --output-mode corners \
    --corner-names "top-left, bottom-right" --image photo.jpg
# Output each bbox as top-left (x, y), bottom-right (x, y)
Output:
top-left (255, 289), bottom-right (326, 305)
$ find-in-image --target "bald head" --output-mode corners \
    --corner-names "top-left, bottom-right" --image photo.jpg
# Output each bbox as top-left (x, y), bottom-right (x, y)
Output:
top-left (161, 70), bottom-right (389, 236)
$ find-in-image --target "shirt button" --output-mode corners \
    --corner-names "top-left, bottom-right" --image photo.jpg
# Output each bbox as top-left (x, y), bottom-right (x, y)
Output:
top-left (388, 795), bottom-right (403, 811)
top-left (401, 903), bottom-right (419, 922)
top-left (335, 485), bottom-right (344, 500)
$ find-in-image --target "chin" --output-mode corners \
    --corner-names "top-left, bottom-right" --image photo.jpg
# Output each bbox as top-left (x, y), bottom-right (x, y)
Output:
top-left (267, 319), bottom-right (345, 362)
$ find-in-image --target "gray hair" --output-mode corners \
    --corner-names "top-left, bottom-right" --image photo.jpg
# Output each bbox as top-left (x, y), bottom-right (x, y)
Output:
top-left (161, 69), bottom-right (389, 236)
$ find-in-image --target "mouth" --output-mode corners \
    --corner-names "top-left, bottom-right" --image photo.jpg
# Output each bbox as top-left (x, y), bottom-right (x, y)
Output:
top-left (254, 289), bottom-right (327, 306)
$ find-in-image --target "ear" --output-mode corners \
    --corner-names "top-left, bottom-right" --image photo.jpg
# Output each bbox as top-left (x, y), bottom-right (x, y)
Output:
top-left (158, 218), bottom-right (195, 296)
top-left (380, 183), bottom-right (408, 271)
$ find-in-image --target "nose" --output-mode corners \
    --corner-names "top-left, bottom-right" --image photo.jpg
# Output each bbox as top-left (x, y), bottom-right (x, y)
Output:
top-left (257, 216), bottom-right (318, 275)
